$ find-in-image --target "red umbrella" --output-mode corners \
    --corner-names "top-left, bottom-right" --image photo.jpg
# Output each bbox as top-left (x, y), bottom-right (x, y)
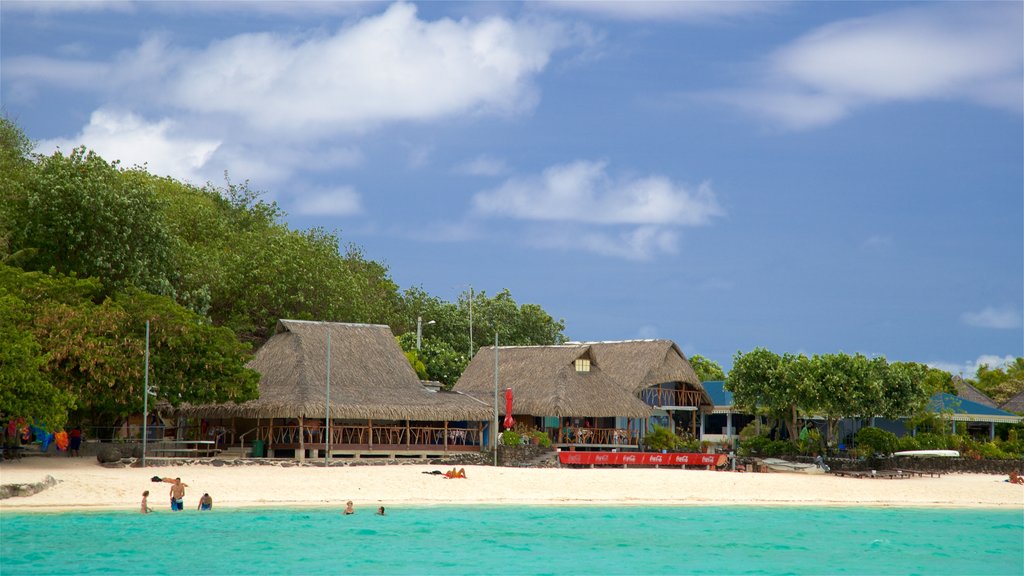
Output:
top-left (504, 388), bottom-right (515, 430)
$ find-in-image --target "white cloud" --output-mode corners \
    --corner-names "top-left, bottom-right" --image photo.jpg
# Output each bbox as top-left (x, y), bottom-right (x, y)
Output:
top-left (473, 160), bottom-right (722, 260)
top-left (927, 354), bottom-right (1018, 378)
top-left (540, 1), bottom-right (777, 22)
top-left (473, 160), bottom-right (722, 226)
top-left (961, 306), bottom-right (1022, 330)
top-left (455, 155), bottom-right (509, 176)
top-left (290, 186), bottom-right (363, 217)
top-left (36, 109), bottom-right (221, 183)
top-left (7, 3), bottom-right (573, 186)
top-left (163, 2), bottom-right (566, 135)
top-left (719, 3), bottom-right (1023, 129)
top-left (2, 0), bottom-right (134, 14)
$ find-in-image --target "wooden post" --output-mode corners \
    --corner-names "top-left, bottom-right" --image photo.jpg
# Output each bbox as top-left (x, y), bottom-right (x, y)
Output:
top-left (298, 415), bottom-right (305, 461)
top-left (368, 419), bottom-right (373, 451)
top-left (406, 419), bottom-right (410, 449)
top-left (266, 418), bottom-right (272, 457)
top-left (444, 420), bottom-right (449, 451)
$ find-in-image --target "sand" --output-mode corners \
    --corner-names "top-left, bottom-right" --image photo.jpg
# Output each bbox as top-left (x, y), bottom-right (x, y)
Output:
top-left (1, 457), bottom-right (1021, 513)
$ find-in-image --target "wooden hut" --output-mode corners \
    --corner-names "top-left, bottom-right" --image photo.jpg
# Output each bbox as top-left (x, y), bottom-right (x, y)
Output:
top-left (182, 320), bottom-right (491, 459)
top-left (454, 340), bottom-right (713, 449)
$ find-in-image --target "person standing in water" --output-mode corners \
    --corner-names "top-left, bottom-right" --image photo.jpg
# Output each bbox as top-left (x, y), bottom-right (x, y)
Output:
top-left (141, 491), bottom-right (152, 514)
top-left (168, 478), bottom-right (188, 511)
top-left (343, 501), bottom-right (354, 515)
top-left (198, 493), bottom-right (213, 511)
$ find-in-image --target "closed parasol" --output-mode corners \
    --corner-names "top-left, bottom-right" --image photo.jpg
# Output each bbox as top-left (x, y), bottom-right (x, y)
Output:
top-left (504, 388), bottom-right (515, 429)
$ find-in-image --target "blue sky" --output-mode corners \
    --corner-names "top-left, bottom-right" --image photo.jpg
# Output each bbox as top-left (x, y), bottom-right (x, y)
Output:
top-left (2, 1), bottom-right (1021, 375)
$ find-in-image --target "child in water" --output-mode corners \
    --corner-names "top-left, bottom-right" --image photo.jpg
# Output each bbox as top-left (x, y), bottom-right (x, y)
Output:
top-left (141, 491), bottom-right (152, 514)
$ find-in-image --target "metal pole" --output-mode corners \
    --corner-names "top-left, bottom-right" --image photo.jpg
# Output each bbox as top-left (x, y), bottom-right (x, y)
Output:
top-left (325, 327), bottom-right (331, 467)
top-left (142, 320), bottom-right (150, 467)
top-left (416, 316), bottom-right (422, 351)
top-left (493, 332), bottom-right (499, 466)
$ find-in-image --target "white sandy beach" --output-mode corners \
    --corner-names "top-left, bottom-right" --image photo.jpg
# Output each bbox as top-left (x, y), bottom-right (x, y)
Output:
top-left (1, 457), bottom-right (1021, 513)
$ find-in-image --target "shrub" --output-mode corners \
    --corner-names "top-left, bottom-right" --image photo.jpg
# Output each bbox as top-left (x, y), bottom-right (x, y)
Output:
top-left (855, 427), bottom-right (898, 456)
top-left (527, 430), bottom-right (552, 448)
top-left (738, 435), bottom-right (794, 457)
top-left (644, 425), bottom-right (679, 451)
top-left (896, 435), bottom-right (921, 452)
top-left (500, 430), bottom-right (522, 446)
top-left (913, 432), bottom-right (946, 450)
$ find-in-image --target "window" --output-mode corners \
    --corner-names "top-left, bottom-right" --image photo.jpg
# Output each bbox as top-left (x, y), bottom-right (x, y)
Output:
top-left (575, 358), bottom-right (590, 372)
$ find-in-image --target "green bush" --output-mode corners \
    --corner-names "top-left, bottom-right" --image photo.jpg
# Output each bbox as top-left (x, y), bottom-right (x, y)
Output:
top-left (913, 432), bottom-right (946, 450)
top-left (977, 442), bottom-right (1008, 459)
top-left (855, 427), bottom-right (898, 456)
top-left (896, 435), bottom-right (921, 452)
top-left (500, 430), bottom-right (522, 446)
top-left (738, 435), bottom-right (794, 457)
top-left (644, 425), bottom-right (678, 451)
top-left (527, 430), bottom-right (552, 448)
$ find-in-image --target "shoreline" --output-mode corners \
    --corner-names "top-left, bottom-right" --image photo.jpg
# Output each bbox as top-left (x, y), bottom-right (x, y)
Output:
top-left (1, 458), bottom-right (1021, 514)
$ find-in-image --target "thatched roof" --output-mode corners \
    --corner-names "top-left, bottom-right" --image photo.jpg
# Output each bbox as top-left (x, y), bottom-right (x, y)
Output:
top-left (454, 345), bottom-right (653, 418)
top-left (181, 320), bottom-right (491, 421)
top-left (575, 340), bottom-right (711, 406)
top-left (952, 376), bottom-right (998, 408)
top-left (1000, 389), bottom-right (1024, 415)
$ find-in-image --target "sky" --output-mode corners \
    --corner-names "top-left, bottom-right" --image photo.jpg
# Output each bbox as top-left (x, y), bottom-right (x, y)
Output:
top-left (2, 0), bottom-right (1022, 376)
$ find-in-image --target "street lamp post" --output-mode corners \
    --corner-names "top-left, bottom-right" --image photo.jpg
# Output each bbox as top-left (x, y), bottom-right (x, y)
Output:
top-left (416, 316), bottom-right (435, 351)
top-left (141, 320), bottom-right (157, 467)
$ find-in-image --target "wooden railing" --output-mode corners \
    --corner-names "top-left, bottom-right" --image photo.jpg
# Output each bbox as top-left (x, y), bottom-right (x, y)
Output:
top-left (260, 425), bottom-right (481, 450)
top-left (555, 427), bottom-right (638, 446)
top-left (640, 387), bottom-right (704, 408)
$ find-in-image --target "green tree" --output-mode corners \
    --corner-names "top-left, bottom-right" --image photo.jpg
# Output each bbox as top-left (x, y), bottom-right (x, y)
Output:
top-left (0, 264), bottom-right (259, 425)
top-left (3, 146), bottom-right (174, 296)
top-left (396, 332), bottom-right (468, 389)
top-left (727, 349), bottom-right (809, 440)
top-left (0, 295), bottom-right (76, 429)
top-left (689, 354), bottom-right (725, 382)
top-left (973, 359), bottom-right (1024, 405)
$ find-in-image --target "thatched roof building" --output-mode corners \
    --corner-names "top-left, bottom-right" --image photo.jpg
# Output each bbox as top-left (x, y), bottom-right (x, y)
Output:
top-left (182, 320), bottom-right (490, 421)
top-left (574, 340), bottom-right (707, 399)
top-left (1000, 389), bottom-right (1024, 415)
top-left (456, 345), bottom-right (653, 418)
top-left (952, 376), bottom-right (999, 409)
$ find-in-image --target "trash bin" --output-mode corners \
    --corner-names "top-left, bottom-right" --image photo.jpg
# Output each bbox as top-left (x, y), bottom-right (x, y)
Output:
top-left (251, 440), bottom-right (265, 458)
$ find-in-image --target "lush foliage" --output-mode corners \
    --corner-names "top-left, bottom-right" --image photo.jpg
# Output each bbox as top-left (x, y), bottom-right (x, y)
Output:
top-left (643, 424), bottom-right (699, 452)
top-left (689, 354), bottom-right (725, 382)
top-left (396, 288), bottom-right (566, 388)
top-left (0, 264), bottom-right (260, 428)
top-left (971, 359), bottom-right (1024, 406)
top-left (0, 118), bottom-right (564, 429)
top-left (854, 427), bottom-right (899, 457)
top-left (728, 349), bottom-right (934, 445)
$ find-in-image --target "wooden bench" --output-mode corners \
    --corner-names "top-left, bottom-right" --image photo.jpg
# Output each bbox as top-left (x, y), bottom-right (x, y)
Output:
top-left (147, 441), bottom-right (221, 458)
top-left (901, 469), bottom-right (944, 478)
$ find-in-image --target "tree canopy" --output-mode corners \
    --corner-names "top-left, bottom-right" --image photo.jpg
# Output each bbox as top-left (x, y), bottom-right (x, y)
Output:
top-left (727, 349), bottom-right (934, 444)
top-left (0, 117), bottom-right (564, 427)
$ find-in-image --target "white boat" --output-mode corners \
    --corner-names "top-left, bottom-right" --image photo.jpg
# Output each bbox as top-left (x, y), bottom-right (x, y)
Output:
top-left (760, 458), bottom-right (826, 474)
top-left (892, 450), bottom-right (960, 458)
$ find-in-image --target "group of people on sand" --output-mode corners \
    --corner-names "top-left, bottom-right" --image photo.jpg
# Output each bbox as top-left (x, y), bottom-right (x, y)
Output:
top-left (142, 476), bottom-right (213, 513)
top-left (343, 501), bottom-right (385, 515)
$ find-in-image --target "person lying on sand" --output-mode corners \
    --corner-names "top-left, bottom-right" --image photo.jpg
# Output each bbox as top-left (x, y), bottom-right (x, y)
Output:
top-left (1008, 471), bottom-right (1024, 485)
top-left (443, 467), bottom-right (467, 479)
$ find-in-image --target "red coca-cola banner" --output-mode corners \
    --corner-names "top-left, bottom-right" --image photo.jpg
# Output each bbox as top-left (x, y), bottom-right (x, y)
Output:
top-left (558, 451), bottom-right (727, 467)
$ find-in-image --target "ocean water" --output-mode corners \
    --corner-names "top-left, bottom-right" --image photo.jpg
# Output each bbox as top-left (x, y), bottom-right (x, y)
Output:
top-left (1, 505), bottom-right (1021, 575)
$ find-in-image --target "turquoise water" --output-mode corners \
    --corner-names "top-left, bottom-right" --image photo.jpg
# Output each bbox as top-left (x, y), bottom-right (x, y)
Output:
top-left (2, 506), bottom-right (1021, 575)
